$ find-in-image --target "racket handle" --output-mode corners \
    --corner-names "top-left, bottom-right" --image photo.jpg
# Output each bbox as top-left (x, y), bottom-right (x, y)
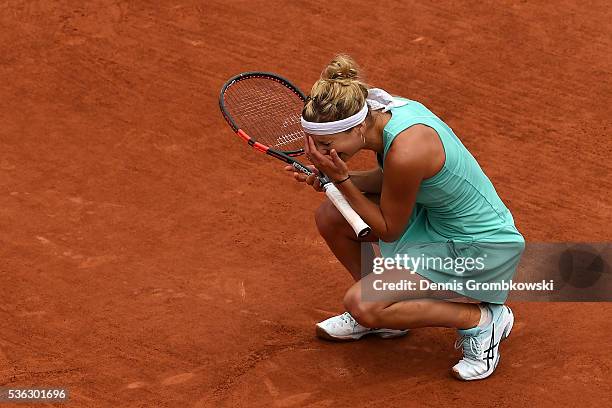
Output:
top-left (323, 183), bottom-right (371, 238)
top-left (290, 162), bottom-right (371, 238)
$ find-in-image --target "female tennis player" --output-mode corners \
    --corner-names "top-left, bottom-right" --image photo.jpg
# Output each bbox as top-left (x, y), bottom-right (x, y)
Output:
top-left (287, 55), bottom-right (525, 380)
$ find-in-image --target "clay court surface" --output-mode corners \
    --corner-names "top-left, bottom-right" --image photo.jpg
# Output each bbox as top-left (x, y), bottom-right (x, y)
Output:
top-left (1, 1), bottom-right (611, 406)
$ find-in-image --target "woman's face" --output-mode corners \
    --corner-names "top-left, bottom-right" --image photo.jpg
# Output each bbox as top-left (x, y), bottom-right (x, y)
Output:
top-left (306, 125), bottom-right (364, 162)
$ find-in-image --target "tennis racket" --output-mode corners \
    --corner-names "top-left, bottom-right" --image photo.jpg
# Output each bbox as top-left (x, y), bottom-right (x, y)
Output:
top-left (219, 71), bottom-right (371, 238)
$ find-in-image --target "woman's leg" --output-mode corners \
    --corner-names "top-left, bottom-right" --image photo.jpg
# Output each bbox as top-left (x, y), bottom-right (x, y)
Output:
top-left (343, 267), bottom-right (482, 330)
top-left (315, 195), bottom-right (380, 282)
top-left (314, 195), bottom-right (412, 339)
top-left (314, 194), bottom-right (480, 330)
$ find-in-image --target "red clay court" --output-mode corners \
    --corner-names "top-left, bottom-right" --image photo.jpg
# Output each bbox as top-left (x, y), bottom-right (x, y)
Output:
top-left (1, 1), bottom-right (611, 407)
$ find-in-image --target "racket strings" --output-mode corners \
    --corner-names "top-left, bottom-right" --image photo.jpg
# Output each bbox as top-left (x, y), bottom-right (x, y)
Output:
top-left (223, 77), bottom-right (306, 152)
top-left (275, 131), bottom-right (303, 148)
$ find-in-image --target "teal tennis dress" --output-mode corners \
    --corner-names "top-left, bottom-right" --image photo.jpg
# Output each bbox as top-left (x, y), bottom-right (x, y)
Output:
top-left (377, 99), bottom-right (524, 304)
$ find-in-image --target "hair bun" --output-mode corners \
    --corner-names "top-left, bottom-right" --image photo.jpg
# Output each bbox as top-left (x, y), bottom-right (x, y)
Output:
top-left (303, 54), bottom-right (369, 123)
top-left (322, 54), bottom-right (361, 82)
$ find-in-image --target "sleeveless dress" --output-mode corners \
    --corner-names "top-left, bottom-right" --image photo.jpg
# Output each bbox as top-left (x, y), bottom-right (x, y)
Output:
top-left (376, 98), bottom-right (524, 304)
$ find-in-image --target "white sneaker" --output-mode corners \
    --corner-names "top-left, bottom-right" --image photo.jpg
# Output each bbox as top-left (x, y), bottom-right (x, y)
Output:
top-left (452, 304), bottom-right (514, 381)
top-left (315, 312), bottom-right (409, 341)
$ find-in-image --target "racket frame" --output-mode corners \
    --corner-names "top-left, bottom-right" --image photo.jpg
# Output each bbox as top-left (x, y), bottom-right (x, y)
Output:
top-left (219, 72), bottom-right (371, 237)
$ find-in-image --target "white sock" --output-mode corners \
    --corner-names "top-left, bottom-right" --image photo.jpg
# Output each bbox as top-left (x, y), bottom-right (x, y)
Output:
top-left (477, 304), bottom-right (492, 328)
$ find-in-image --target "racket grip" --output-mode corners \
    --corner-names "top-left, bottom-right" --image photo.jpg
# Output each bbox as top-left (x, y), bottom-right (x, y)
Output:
top-left (290, 162), bottom-right (370, 238)
top-left (323, 183), bottom-right (371, 238)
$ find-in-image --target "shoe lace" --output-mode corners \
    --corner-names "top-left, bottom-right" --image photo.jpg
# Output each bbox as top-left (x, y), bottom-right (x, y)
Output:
top-left (340, 312), bottom-right (358, 328)
top-left (455, 334), bottom-right (482, 360)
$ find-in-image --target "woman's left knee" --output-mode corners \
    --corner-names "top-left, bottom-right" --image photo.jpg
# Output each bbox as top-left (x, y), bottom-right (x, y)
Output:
top-left (343, 289), bottom-right (383, 328)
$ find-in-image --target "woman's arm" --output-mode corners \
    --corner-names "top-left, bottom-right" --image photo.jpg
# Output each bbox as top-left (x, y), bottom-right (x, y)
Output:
top-left (349, 166), bottom-right (383, 194)
top-left (335, 142), bottom-right (425, 242)
top-left (305, 126), bottom-right (433, 242)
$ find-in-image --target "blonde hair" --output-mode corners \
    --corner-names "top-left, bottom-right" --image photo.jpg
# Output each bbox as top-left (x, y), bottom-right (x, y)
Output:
top-left (302, 55), bottom-right (369, 123)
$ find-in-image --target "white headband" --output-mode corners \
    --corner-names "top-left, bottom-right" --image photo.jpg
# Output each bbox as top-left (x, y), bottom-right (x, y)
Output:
top-left (300, 103), bottom-right (368, 135)
top-left (300, 88), bottom-right (408, 135)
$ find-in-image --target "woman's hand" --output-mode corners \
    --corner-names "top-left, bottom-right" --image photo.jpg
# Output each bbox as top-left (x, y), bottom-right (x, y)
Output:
top-left (304, 135), bottom-right (349, 183)
top-left (284, 164), bottom-right (324, 192)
